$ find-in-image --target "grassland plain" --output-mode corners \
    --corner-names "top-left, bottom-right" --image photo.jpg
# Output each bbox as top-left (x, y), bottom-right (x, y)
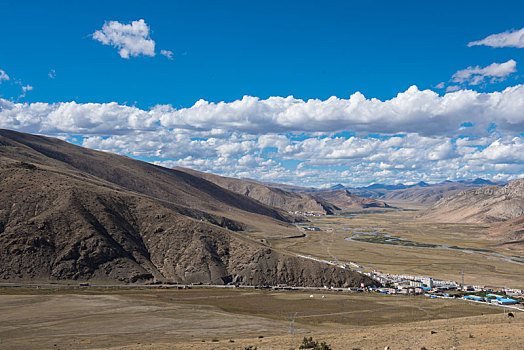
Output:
top-left (270, 207), bottom-right (524, 289)
top-left (2, 287), bottom-right (521, 349)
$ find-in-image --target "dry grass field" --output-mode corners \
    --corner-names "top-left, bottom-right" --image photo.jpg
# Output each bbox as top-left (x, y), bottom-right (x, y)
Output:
top-left (270, 208), bottom-right (524, 288)
top-left (1, 287), bottom-right (521, 349)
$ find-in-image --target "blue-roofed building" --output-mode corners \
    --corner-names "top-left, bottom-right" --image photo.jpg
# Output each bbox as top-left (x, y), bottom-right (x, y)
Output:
top-left (486, 294), bottom-right (504, 299)
top-left (485, 294), bottom-right (518, 305)
top-left (496, 298), bottom-right (518, 305)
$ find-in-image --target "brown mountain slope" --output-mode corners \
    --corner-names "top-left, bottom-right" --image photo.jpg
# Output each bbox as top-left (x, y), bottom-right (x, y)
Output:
top-left (175, 167), bottom-right (337, 214)
top-left (0, 130), bottom-right (374, 287)
top-left (489, 214), bottom-right (524, 248)
top-left (0, 129), bottom-right (290, 224)
top-left (314, 189), bottom-right (390, 211)
top-left (420, 180), bottom-right (524, 249)
top-left (421, 179), bottom-right (524, 224)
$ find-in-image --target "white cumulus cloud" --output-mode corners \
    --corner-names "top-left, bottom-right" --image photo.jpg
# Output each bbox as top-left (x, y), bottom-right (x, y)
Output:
top-left (0, 69), bottom-right (10, 83)
top-left (92, 19), bottom-right (156, 59)
top-left (446, 85), bottom-right (460, 92)
top-left (1, 85), bottom-right (524, 137)
top-left (468, 28), bottom-right (524, 48)
top-left (19, 85), bottom-right (33, 98)
top-left (156, 85), bottom-right (524, 136)
top-left (451, 60), bottom-right (517, 85)
top-left (160, 50), bottom-right (173, 60)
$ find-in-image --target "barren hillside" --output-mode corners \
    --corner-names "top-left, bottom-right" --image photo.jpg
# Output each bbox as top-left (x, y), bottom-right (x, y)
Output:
top-left (420, 179), bottom-right (524, 248)
top-left (421, 179), bottom-right (524, 224)
top-left (0, 129), bottom-right (374, 287)
top-left (175, 167), bottom-right (338, 214)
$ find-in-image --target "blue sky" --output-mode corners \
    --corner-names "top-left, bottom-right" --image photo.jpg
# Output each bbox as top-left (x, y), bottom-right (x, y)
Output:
top-left (1, 0), bottom-right (524, 186)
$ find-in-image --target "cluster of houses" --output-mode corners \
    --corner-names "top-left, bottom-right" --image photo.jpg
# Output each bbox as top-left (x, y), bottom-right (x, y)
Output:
top-left (290, 211), bottom-right (324, 217)
top-left (362, 271), bottom-right (457, 295)
top-left (361, 270), bottom-right (523, 304)
top-left (503, 287), bottom-right (524, 298)
top-left (301, 226), bottom-right (323, 232)
top-left (292, 254), bottom-right (523, 308)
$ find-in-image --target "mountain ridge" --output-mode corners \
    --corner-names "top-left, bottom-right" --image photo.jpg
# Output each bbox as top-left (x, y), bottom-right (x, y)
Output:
top-left (174, 167), bottom-right (338, 215)
top-left (0, 129), bottom-right (375, 287)
top-left (254, 178), bottom-right (505, 204)
top-left (175, 168), bottom-right (390, 212)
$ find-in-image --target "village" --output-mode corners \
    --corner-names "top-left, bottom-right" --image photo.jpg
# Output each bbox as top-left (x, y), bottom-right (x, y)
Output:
top-left (366, 270), bottom-right (523, 305)
top-left (292, 253), bottom-right (524, 310)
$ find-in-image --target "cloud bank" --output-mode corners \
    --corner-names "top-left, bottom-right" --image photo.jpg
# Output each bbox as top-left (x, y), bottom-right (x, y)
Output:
top-left (2, 85), bottom-right (524, 136)
top-left (1, 85), bottom-right (524, 186)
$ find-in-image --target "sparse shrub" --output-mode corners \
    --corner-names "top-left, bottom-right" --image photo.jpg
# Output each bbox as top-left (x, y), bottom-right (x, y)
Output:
top-left (13, 162), bottom-right (37, 170)
top-left (245, 346), bottom-right (257, 350)
top-left (258, 335), bottom-right (264, 338)
top-left (299, 336), bottom-right (332, 350)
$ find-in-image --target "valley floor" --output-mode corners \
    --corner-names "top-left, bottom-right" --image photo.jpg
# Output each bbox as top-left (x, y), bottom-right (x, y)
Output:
top-left (271, 206), bottom-right (524, 289)
top-left (0, 288), bottom-right (522, 350)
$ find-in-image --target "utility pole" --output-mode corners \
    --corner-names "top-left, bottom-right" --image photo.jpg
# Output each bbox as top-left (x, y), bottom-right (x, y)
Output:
top-left (462, 270), bottom-right (465, 286)
top-left (288, 312), bottom-right (297, 334)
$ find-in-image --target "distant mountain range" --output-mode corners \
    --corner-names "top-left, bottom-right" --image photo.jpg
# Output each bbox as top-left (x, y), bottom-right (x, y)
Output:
top-left (354, 178), bottom-right (499, 191)
top-left (262, 179), bottom-right (506, 205)
top-left (314, 189), bottom-right (390, 210)
top-left (347, 179), bottom-right (507, 204)
top-left (176, 168), bottom-right (389, 214)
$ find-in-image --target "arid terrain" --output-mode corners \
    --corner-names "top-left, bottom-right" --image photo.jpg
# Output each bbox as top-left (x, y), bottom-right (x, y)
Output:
top-left (273, 208), bottom-right (524, 288)
top-left (0, 129), bottom-right (372, 287)
top-left (1, 287), bottom-right (521, 350)
top-left (421, 179), bottom-right (524, 249)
